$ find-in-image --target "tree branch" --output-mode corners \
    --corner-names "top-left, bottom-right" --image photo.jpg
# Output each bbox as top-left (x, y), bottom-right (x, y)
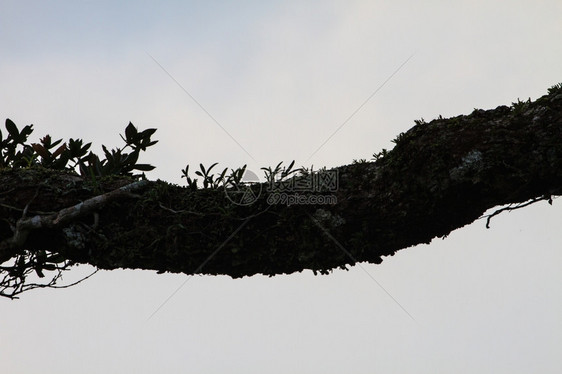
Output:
top-left (0, 180), bottom-right (148, 260)
top-left (1, 85), bottom-right (561, 289)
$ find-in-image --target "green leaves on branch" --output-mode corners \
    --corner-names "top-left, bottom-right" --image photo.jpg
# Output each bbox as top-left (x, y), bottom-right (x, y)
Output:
top-left (0, 119), bottom-right (157, 179)
top-left (121, 122), bottom-right (158, 152)
top-left (261, 160), bottom-right (299, 185)
top-left (181, 160), bottom-right (304, 191)
top-left (79, 122), bottom-right (157, 178)
top-left (181, 163), bottom-right (252, 191)
top-left (181, 163), bottom-right (242, 191)
top-left (547, 83), bottom-right (562, 95)
top-left (0, 119), bottom-right (35, 168)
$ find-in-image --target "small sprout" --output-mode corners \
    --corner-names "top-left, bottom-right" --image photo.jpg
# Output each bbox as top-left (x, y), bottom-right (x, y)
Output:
top-left (391, 132), bottom-right (406, 144)
top-left (181, 164), bottom-right (199, 191)
top-left (195, 162), bottom-right (219, 189)
top-left (414, 118), bottom-right (426, 126)
top-left (352, 159), bottom-right (367, 164)
top-left (261, 160), bottom-right (300, 185)
top-left (547, 83), bottom-right (562, 95)
top-left (511, 98), bottom-right (531, 114)
top-left (372, 149), bottom-right (388, 161)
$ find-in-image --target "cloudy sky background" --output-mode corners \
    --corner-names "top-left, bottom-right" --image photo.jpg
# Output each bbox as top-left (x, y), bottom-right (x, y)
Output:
top-left (1, 1), bottom-right (561, 373)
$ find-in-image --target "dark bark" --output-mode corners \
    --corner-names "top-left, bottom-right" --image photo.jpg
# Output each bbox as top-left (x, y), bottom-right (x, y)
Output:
top-left (1, 86), bottom-right (561, 289)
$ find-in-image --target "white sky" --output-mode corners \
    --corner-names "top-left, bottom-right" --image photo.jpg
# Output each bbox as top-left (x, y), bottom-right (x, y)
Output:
top-left (1, 1), bottom-right (561, 373)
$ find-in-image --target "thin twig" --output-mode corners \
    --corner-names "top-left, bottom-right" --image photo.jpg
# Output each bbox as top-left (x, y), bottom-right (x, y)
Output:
top-left (483, 196), bottom-right (549, 228)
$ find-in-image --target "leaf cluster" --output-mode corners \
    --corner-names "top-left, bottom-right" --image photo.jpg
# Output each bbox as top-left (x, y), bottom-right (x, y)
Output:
top-left (0, 249), bottom-right (83, 299)
top-left (547, 82), bottom-right (562, 95)
top-left (511, 98), bottom-right (531, 115)
top-left (372, 149), bottom-right (389, 161)
top-left (260, 160), bottom-right (300, 185)
top-left (0, 119), bottom-right (157, 179)
top-left (181, 163), bottom-right (249, 191)
top-left (180, 160), bottom-right (304, 192)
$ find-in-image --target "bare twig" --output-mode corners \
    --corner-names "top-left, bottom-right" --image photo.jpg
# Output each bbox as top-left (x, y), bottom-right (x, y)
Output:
top-left (482, 196), bottom-right (551, 228)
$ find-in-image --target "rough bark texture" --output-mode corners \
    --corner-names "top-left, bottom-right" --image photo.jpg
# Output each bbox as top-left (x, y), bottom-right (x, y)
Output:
top-left (1, 87), bottom-right (562, 280)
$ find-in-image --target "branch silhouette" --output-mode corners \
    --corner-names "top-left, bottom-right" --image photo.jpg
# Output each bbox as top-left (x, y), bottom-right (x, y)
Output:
top-left (1, 84), bottom-right (561, 298)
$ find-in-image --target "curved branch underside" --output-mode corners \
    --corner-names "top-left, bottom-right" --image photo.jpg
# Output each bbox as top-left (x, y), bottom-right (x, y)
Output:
top-left (1, 88), bottom-right (561, 289)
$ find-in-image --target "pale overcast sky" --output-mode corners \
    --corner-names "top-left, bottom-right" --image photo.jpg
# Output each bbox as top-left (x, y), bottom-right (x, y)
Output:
top-left (1, 1), bottom-right (561, 373)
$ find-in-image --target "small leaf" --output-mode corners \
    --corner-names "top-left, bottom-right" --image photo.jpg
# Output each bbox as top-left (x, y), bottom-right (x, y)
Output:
top-left (133, 163), bottom-right (155, 171)
top-left (52, 143), bottom-right (67, 158)
top-left (5, 118), bottom-right (19, 138)
top-left (207, 162), bottom-right (218, 174)
top-left (20, 125), bottom-right (34, 139)
top-left (102, 145), bottom-right (112, 160)
top-left (50, 138), bottom-right (63, 149)
top-left (79, 161), bottom-right (88, 176)
top-left (46, 254), bottom-right (66, 264)
top-left (31, 143), bottom-right (49, 159)
top-left (123, 150), bottom-right (139, 166)
top-left (69, 139), bottom-right (91, 158)
top-left (217, 168), bottom-right (228, 185)
top-left (40, 135), bottom-right (52, 148)
top-left (139, 128), bottom-right (157, 138)
top-left (125, 122), bottom-right (138, 143)
top-left (181, 164), bottom-right (190, 178)
top-left (35, 266), bottom-right (45, 278)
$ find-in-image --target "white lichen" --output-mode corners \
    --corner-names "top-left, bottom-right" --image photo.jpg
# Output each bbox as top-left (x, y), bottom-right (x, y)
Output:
top-left (449, 150), bottom-right (483, 182)
top-left (63, 226), bottom-right (86, 249)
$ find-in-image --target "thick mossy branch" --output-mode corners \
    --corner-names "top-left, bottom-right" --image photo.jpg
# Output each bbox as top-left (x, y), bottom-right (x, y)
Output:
top-left (1, 85), bottom-right (562, 283)
top-left (0, 179), bottom-right (148, 257)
